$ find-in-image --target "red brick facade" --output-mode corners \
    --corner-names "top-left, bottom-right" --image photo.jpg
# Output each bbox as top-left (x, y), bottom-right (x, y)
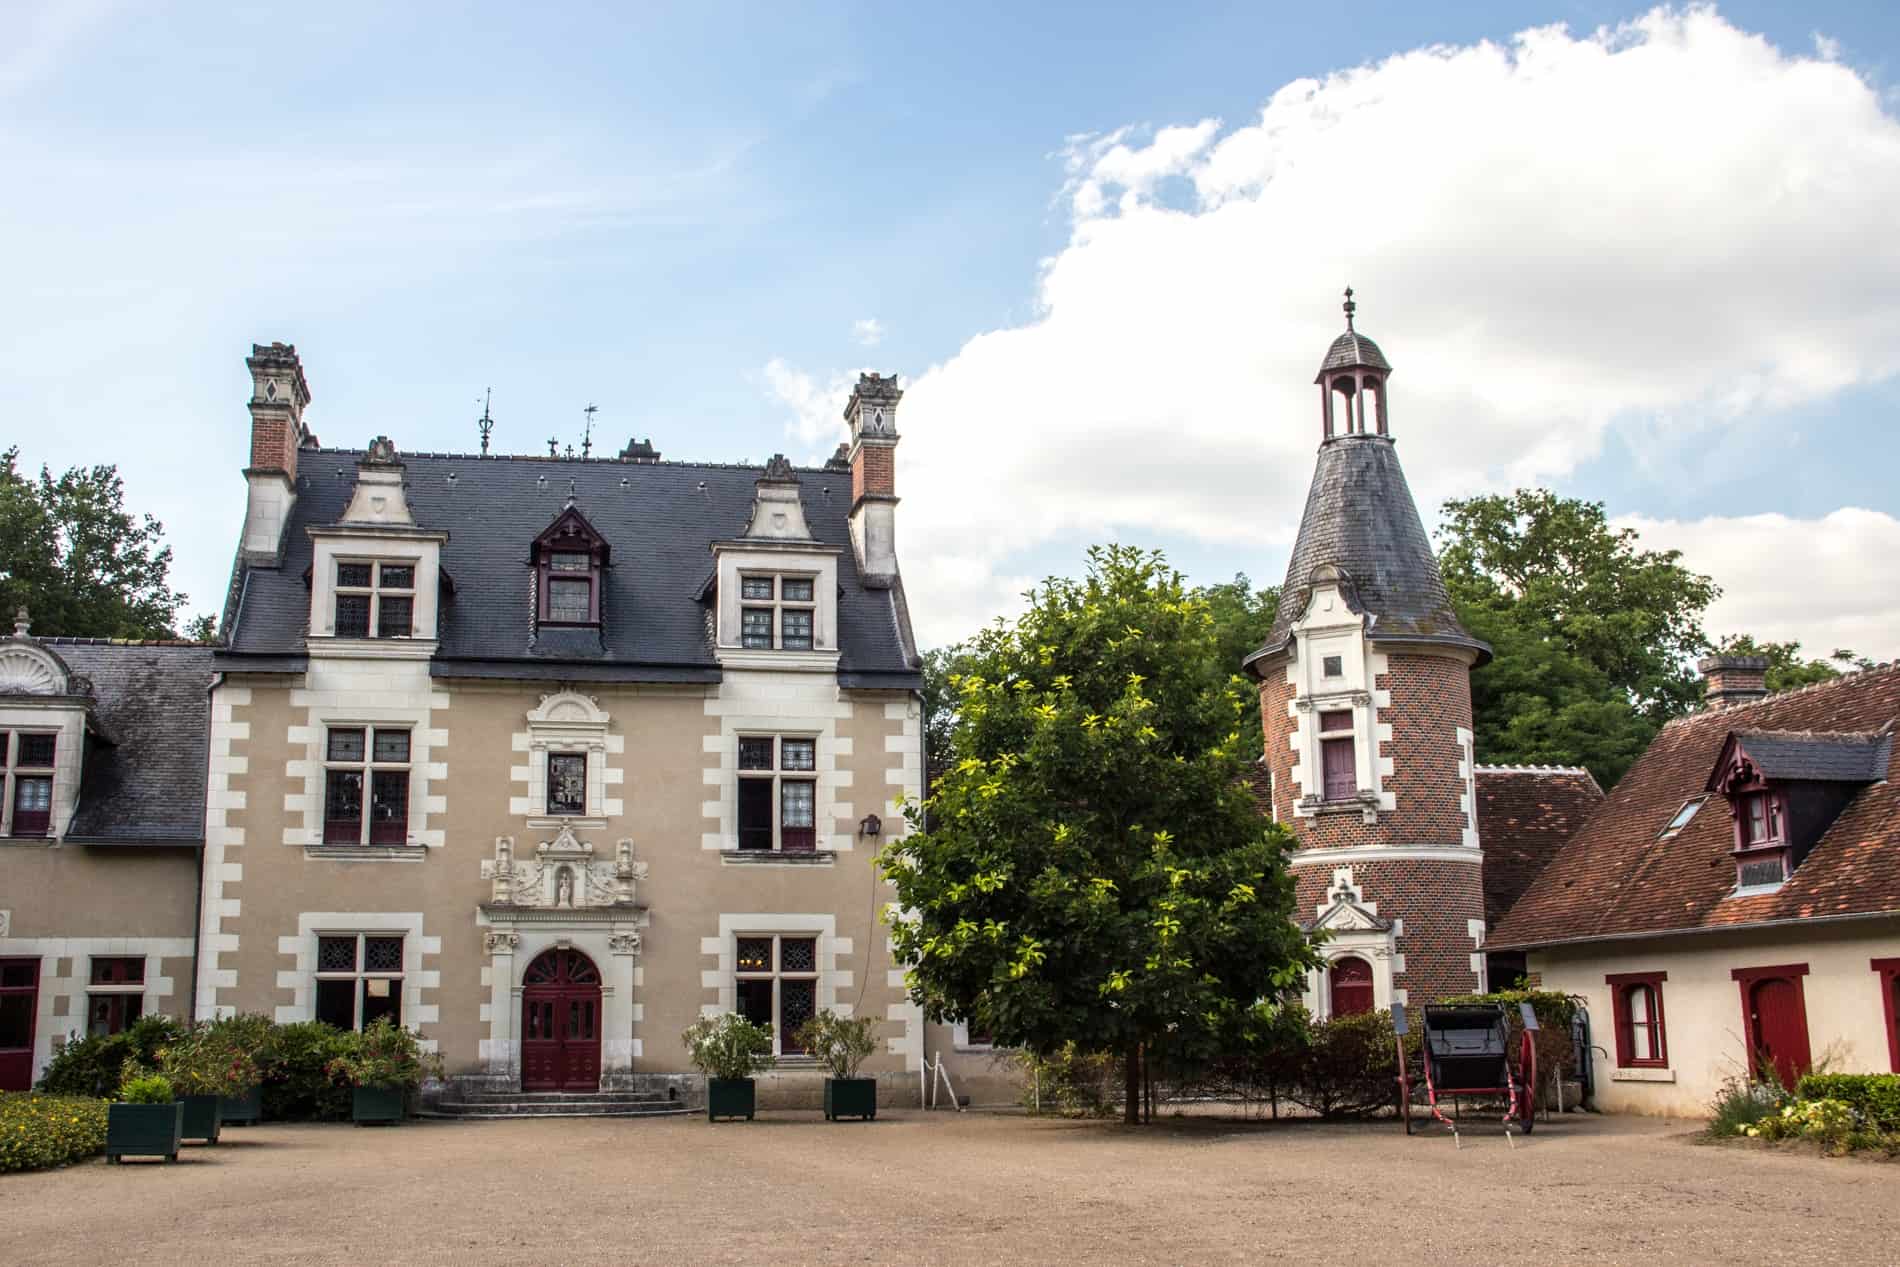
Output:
top-left (1263, 646), bottom-right (1485, 1002)
top-left (852, 442), bottom-right (894, 506)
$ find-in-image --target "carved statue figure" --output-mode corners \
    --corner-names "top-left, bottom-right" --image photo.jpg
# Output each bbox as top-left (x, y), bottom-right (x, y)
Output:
top-left (555, 866), bottom-right (575, 908)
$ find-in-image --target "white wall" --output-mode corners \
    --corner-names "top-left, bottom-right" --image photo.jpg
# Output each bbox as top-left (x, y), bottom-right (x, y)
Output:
top-left (1532, 918), bottom-right (1900, 1117)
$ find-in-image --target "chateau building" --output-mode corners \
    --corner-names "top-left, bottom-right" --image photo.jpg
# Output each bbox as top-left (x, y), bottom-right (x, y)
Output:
top-left (1246, 296), bottom-right (1596, 1019)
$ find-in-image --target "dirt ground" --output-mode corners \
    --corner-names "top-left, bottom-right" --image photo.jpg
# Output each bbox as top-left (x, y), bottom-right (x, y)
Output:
top-left (5, 1109), bottom-right (1895, 1266)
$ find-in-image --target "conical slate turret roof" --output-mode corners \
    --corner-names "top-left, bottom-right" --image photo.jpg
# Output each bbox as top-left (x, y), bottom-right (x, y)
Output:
top-left (1253, 434), bottom-right (1487, 663)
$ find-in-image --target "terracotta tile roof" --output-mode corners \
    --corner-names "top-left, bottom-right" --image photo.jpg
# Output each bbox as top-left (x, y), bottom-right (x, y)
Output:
top-left (1489, 663), bottom-right (1900, 949)
top-left (1475, 766), bottom-right (1603, 927)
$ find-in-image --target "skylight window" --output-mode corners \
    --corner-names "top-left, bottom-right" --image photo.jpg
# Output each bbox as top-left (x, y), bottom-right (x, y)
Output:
top-left (1657, 797), bottom-right (1704, 840)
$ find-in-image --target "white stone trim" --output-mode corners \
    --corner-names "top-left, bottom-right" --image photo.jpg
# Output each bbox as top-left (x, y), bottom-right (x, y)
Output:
top-left (273, 912), bottom-right (440, 1049)
top-left (305, 529), bottom-right (444, 643)
top-left (475, 917), bottom-right (646, 1086)
top-left (1457, 726), bottom-right (1480, 849)
top-left (699, 915), bottom-right (845, 1039)
top-left (1283, 581), bottom-right (1393, 818)
top-left (509, 691), bottom-right (624, 822)
top-left (1468, 917), bottom-right (1488, 989)
top-left (710, 545), bottom-right (840, 663)
top-left (285, 658), bottom-right (450, 848)
top-left (197, 682), bottom-right (250, 1016)
top-left (0, 937), bottom-right (194, 1080)
top-left (701, 671), bottom-right (856, 852)
top-left (0, 700), bottom-right (87, 839)
top-left (950, 1020), bottom-right (993, 1052)
top-left (1288, 845), bottom-right (1484, 867)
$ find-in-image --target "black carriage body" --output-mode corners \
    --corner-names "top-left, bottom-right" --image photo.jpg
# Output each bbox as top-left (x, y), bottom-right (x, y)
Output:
top-left (1422, 1005), bottom-right (1511, 1092)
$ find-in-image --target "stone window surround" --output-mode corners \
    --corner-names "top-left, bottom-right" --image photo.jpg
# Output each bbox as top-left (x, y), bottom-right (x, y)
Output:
top-left (734, 731), bottom-right (820, 854)
top-left (274, 911), bottom-right (440, 1048)
top-left (305, 530), bottom-right (444, 646)
top-left (1301, 867), bottom-right (1404, 1019)
top-left (511, 691), bottom-right (623, 829)
top-left (0, 704), bottom-right (86, 841)
top-left (734, 931), bottom-right (823, 1056)
top-left (710, 543), bottom-right (841, 669)
top-left (702, 674), bottom-right (857, 854)
top-left (285, 661), bottom-right (448, 851)
top-left (0, 936), bottom-right (192, 1081)
top-left (738, 571), bottom-right (819, 651)
top-left (1281, 588), bottom-right (1395, 820)
top-left (700, 913), bottom-right (850, 1029)
top-left (477, 915), bottom-right (649, 1088)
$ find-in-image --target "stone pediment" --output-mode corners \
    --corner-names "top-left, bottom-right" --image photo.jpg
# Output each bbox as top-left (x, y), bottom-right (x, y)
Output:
top-left (1312, 898), bottom-right (1391, 933)
top-left (482, 825), bottom-right (647, 910)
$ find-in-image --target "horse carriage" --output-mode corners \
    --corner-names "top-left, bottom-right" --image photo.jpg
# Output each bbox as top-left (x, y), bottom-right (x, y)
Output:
top-left (1394, 1001), bottom-right (1540, 1145)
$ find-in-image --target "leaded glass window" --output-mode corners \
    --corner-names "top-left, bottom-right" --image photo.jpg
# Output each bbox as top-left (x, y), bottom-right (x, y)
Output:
top-left (732, 934), bottom-right (821, 1056)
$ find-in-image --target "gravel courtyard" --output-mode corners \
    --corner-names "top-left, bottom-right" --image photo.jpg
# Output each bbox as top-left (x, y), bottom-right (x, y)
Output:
top-left (6, 1110), bottom-right (1895, 1266)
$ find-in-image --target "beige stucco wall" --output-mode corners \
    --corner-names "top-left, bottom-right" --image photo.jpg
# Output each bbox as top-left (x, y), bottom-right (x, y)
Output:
top-left (1530, 917), bottom-right (1900, 1118)
top-left (204, 661), bottom-right (925, 1100)
top-left (0, 842), bottom-right (201, 1080)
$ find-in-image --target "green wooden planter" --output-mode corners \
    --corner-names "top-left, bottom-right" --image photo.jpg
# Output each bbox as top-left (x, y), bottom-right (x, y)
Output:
top-left (706, 1077), bottom-right (756, 1121)
top-left (106, 1102), bottom-right (183, 1163)
top-left (823, 1077), bottom-right (877, 1121)
top-left (179, 1094), bottom-right (223, 1144)
top-left (351, 1085), bottom-right (407, 1126)
top-left (219, 1086), bottom-right (263, 1126)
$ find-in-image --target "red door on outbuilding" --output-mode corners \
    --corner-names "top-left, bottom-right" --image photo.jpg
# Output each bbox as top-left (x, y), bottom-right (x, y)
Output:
top-left (1330, 955), bottom-right (1374, 1018)
top-left (1733, 964), bottom-right (1811, 1089)
top-left (521, 948), bottom-right (602, 1092)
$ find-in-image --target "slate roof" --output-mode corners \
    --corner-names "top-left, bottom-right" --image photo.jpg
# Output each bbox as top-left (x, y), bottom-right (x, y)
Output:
top-left (1317, 331), bottom-right (1392, 376)
top-left (219, 450), bottom-right (922, 690)
top-left (42, 641), bottom-right (214, 844)
top-left (1489, 664), bottom-right (1900, 949)
top-left (1716, 730), bottom-right (1890, 785)
top-left (1474, 766), bottom-right (1604, 927)
top-left (1252, 435), bottom-right (1486, 663)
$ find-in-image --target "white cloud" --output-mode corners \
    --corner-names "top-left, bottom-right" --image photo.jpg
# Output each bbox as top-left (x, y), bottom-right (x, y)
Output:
top-left (781, 8), bottom-right (1900, 648)
top-left (1623, 510), bottom-right (1900, 662)
top-left (852, 318), bottom-right (884, 347)
top-left (761, 357), bottom-right (858, 449)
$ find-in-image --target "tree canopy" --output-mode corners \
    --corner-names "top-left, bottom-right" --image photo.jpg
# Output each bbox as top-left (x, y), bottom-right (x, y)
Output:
top-left (883, 546), bottom-right (1315, 1124)
top-left (1438, 490), bottom-right (1719, 788)
top-left (0, 447), bottom-right (192, 639)
top-left (1711, 635), bottom-right (1873, 694)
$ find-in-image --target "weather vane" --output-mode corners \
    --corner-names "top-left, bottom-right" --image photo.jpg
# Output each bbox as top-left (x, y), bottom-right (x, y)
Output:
top-left (1343, 285), bottom-right (1357, 332)
top-left (476, 388), bottom-right (495, 456)
top-left (582, 403), bottom-right (598, 459)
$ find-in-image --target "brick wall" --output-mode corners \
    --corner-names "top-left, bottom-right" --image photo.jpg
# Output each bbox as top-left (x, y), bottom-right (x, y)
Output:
top-left (1295, 856), bottom-right (1485, 1002)
top-left (853, 442), bottom-right (894, 504)
top-left (249, 415), bottom-right (297, 476)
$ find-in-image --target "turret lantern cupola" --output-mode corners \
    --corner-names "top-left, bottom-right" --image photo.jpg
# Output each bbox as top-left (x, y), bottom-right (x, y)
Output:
top-left (1316, 287), bottom-right (1393, 441)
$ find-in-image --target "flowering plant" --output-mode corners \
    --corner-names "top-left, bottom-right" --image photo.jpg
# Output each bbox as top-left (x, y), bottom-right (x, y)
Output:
top-left (159, 1023), bottom-right (257, 1097)
top-left (682, 1013), bottom-right (776, 1080)
top-left (325, 1017), bottom-right (441, 1090)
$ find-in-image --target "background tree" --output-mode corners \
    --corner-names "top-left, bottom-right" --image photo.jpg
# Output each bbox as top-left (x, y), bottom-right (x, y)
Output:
top-left (0, 447), bottom-right (190, 638)
top-left (1711, 634), bottom-right (1873, 693)
top-left (882, 546), bottom-right (1316, 1124)
top-left (1438, 490), bottom-right (1719, 788)
top-left (1190, 573), bottom-right (1279, 759)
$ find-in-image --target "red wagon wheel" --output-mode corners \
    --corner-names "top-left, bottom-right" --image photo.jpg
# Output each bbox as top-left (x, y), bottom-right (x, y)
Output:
top-left (1514, 1026), bottom-right (1538, 1133)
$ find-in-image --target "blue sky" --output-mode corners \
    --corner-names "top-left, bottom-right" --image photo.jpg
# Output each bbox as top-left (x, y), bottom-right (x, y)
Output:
top-left (4, 2), bottom-right (1899, 653)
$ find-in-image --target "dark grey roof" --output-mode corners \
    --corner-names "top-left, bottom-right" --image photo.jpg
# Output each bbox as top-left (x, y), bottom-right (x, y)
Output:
top-left (221, 451), bottom-right (922, 690)
top-left (1252, 435), bottom-right (1486, 665)
top-left (1317, 331), bottom-right (1391, 376)
top-left (45, 641), bottom-right (214, 844)
top-left (1730, 729), bottom-right (1892, 783)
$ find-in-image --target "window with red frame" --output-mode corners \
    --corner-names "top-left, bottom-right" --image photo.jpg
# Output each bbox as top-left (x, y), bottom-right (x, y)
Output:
top-left (322, 727), bottom-right (410, 845)
top-left (1733, 789), bottom-right (1790, 889)
top-left (533, 508), bottom-right (607, 628)
top-left (1875, 958), bottom-right (1900, 1074)
top-left (86, 957), bottom-right (145, 1038)
top-left (1607, 971), bottom-right (1668, 1067)
top-left (4, 731), bottom-right (56, 837)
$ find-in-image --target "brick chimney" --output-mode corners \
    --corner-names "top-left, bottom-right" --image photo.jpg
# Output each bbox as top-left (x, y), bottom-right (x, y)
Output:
top-left (843, 372), bottom-right (901, 583)
top-left (241, 342), bottom-right (313, 562)
top-left (1699, 654), bottom-right (1769, 710)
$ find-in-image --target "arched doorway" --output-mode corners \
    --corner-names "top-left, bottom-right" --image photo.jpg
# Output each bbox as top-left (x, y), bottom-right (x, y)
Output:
top-left (1745, 974), bottom-right (1811, 1090)
top-left (1330, 955), bottom-right (1374, 1019)
top-left (522, 948), bottom-right (602, 1091)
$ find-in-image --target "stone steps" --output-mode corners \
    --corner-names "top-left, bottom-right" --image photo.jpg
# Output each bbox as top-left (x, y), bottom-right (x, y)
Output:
top-left (424, 1091), bottom-right (693, 1120)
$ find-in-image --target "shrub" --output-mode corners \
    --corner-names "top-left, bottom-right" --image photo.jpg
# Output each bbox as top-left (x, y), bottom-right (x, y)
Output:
top-left (0, 1093), bottom-right (110, 1173)
top-left (325, 1017), bottom-right (440, 1090)
top-left (259, 1021), bottom-right (355, 1121)
top-left (1019, 1043), bottom-right (1122, 1117)
top-left (1746, 1098), bottom-right (1855, 1150)
top-left (118, 1068), bottom-right (176, 1104)
top-left (159, 1022), bottom-right (257, 1098)
top-left (35, 1013), bottom-right (183, 1099)
top-left (1795, 1073), bottom-right (1900, 1133)
top-left (682, 1013), bottom-right (776, 1081)
top-left (1290, 1010), bottom-right (1405, 1118)
top-left (1707, 1072), bottom-right (1789, 1138)
top-left (796, 1010), bottom-right (881, 1080)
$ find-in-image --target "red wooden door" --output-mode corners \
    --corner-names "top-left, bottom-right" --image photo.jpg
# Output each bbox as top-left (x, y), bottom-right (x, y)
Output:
top-left (521, 949), bottom-right (602, 1091)
top-left (1330, 955), bottom-right (1374, 1018)
top-left (1748, 976), bottom-right (1811, 1089)
top-left (0, 958), bottom-right (41, 1092)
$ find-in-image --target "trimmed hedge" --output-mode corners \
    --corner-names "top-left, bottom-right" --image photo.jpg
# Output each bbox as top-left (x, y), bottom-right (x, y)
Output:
top-left (1795, 1073), bottom-right (1900, 1133)
top-left (0, 1093), bottom-right (109, 1173)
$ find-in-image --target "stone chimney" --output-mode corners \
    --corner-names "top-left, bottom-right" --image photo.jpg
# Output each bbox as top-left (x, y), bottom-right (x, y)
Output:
top-left (843, 372), bottom-right (901, 584)
top-left (241, 342), bottom-right (312, 562)
top-left (1699, 654), bottom-right (1769, 710)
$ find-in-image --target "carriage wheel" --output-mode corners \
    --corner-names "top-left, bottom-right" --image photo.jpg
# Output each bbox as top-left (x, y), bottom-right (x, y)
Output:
top-left (1515, 1027), bottom-right (1538, 1133)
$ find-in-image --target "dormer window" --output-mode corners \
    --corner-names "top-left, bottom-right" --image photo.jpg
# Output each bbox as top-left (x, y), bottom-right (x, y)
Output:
top-left (739, 574), bottom-right (816, 651)
top-left (4, 731), bottom-right (56, 837)
top-left (333, 561), bottom-right (414, 638)
top-left (533, 507), bottom-right (608, 628)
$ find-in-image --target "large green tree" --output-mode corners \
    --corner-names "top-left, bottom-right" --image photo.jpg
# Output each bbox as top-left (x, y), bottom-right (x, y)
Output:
top-left (0, 447), bottom-right (190, 638)
top-left (1438, 490), bottom-right (1720, 788)
top-left (882, 546), bottom-right (1316, 1124)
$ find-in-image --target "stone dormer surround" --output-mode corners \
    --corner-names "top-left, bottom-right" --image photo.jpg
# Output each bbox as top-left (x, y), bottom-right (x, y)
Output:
top-left (305, 437), bottom-right (447, 652)
top-left (0, 615), bottom-right (88, 839)
top-left (711, 456), bottom-right (842, 673)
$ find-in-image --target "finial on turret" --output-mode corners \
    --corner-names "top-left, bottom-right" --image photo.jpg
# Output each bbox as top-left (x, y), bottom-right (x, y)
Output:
top-left (1343, 286), bottom-right (1356, 332)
